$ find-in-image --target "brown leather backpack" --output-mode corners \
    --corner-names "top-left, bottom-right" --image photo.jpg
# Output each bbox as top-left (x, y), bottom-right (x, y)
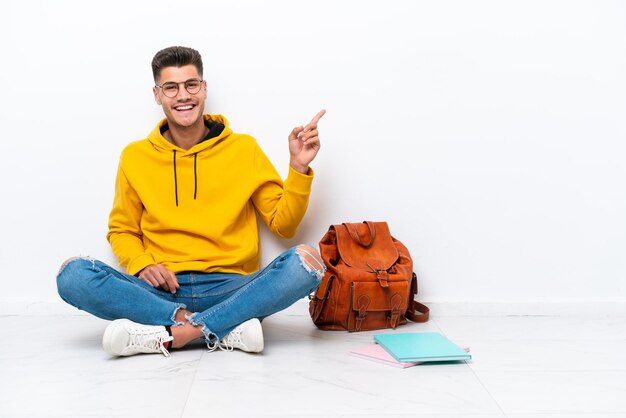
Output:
top-left (309, 221), bottom-right (429, 331)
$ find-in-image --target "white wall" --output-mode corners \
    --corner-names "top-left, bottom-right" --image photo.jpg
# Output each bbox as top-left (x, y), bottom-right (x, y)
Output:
top-left (2, 0), bottom-right (625, 313)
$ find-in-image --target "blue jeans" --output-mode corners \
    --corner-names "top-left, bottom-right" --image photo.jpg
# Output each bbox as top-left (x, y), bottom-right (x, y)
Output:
top-left (56, 246), bottom-right (323, 345)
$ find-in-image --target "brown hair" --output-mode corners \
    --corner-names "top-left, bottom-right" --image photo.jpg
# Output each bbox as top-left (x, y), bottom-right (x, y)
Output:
top-left (151, 46), bottom-right (203, 82)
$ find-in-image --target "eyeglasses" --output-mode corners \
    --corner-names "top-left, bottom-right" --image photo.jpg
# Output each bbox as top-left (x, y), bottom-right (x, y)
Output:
top-left (156, 78), bottom-right (203, 98)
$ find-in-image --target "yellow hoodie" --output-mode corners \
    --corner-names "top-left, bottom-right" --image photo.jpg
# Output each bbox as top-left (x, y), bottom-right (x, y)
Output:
top-left (107, 114), bottom-right (313, 276)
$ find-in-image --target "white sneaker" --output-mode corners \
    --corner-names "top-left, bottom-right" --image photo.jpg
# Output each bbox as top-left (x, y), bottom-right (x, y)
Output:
top-left (209, 318), bottom-right (264, 353)
top-left (102, 319), bottom-right (173, 357)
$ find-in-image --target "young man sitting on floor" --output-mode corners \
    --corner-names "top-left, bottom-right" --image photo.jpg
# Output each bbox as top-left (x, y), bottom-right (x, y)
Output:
top-left (57, 46), bottom-right (326, 357)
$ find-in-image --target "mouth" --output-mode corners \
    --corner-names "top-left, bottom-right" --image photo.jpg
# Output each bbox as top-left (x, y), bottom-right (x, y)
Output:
top-left (173, 103), bottom-right (196, 112)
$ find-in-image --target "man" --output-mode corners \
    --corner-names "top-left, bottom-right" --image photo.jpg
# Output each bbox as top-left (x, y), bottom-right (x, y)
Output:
top-left (57, 46), bottom-right (326, 357)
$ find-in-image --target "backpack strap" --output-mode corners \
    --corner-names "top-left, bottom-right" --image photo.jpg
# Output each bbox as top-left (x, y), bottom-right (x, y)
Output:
top-left (345, 221), bottom-right (376, 247)
top-left (406, 273), bottom-right (430, 323)
top-left (309, 274), bottom-right (334, 322)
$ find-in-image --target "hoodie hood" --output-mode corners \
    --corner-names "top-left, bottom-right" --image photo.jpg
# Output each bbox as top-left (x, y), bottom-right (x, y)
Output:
top-left (146, 114), bottom-right (233, 206)
top-left (147, 114), bottom-right (233, 155)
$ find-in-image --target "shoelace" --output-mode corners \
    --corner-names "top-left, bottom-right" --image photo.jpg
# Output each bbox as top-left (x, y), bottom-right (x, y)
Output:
top-left (207, 327), bottom-right (243, 352)
top-left (127, 329), bottom-right (173, 357)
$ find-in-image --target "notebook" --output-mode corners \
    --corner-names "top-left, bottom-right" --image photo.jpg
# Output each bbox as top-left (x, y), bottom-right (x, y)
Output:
top-left (350, 344), bottom-right (420, 368)
top-left (373, 332), bottom-right (472, 363)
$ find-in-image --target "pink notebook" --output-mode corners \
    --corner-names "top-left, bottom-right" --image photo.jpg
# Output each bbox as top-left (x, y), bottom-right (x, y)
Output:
top-left (350, 344), bottom-right (419, 368)
top-left (350, 344), bottom-right (470, 369)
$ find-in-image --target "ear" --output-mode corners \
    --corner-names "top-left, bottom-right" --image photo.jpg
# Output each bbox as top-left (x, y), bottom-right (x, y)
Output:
top-left (153, 86), bottom-right (162, 105)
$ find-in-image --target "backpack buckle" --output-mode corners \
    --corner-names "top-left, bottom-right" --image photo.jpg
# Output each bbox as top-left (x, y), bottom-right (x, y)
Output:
top-left (376, 269), bottom-right (389, 288)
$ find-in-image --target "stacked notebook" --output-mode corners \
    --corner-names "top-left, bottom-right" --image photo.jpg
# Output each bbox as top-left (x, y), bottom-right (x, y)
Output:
top-left (350, 332), bottom-right (471, 368)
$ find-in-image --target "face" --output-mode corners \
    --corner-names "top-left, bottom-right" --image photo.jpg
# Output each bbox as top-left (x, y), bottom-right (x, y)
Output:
top-left (153, 65), bottom-right (207, 130)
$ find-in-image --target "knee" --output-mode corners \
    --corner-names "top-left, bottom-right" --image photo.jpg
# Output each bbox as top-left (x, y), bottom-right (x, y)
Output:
top-left (56, 256), bottom-right (94, 299)
top-left (295, 245), bottom-right (326, 280)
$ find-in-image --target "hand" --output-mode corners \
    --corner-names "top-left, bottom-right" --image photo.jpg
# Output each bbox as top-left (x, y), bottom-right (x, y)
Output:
top-left (138, 264), bottom-right (180, 294)
top-left (288, 109), bottom-right (326, 173)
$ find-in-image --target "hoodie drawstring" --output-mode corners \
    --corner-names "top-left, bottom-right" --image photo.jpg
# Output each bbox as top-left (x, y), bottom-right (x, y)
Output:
top-left (173, 150), bottom-right (179, 207)
top-left (193, 153), bottom-right (198, 200)
top-left (172, 150), bottom-right (199, 207)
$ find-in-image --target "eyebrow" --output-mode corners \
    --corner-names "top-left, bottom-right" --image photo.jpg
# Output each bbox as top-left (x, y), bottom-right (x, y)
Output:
top-left (160, 78), bottom-right (201, 85)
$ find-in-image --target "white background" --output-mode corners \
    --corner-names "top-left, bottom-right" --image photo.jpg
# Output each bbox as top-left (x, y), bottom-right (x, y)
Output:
top-left (1, 0), bottom-right (625, 312)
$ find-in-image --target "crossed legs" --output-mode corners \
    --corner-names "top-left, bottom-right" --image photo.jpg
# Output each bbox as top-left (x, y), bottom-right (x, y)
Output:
top-left (57, 245), bottom-right (325, 354)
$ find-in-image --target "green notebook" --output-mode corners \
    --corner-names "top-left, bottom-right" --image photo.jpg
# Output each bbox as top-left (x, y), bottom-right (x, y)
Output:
top-left (374, 332), bottom-right (472, 363)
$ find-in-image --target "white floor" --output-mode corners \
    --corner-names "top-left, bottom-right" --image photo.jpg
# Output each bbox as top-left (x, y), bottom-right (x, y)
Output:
top-left (1, 303), bottom-right (625, 418)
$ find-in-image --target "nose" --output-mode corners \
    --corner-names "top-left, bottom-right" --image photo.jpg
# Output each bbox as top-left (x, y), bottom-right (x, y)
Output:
top-left (176, 84), bottom-right (191, 100)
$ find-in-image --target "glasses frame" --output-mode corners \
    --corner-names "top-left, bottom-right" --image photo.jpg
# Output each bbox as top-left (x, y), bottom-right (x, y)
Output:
top-left (156, 78), bottom-right (204, 98)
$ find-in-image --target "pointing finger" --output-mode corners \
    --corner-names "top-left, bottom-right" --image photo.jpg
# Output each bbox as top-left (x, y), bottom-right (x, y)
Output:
top-left (310, 109), bottom-right (326, 126)
top-left (304, 109), bottom-right (326, 132)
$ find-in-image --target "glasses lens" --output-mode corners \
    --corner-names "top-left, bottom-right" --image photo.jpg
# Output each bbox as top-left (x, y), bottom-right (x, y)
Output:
top-left (185, 79), bottom-right (201, 94)
top-left (161, 83), bottom-right (179, 97)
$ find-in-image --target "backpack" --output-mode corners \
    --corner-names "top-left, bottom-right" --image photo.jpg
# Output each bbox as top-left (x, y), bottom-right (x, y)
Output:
top-left (309, 221), bottom-right (429, 331)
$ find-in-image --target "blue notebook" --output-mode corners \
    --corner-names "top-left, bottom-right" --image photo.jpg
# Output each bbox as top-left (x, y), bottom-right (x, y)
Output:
top-left (374, 332), bottom-right (472, 363)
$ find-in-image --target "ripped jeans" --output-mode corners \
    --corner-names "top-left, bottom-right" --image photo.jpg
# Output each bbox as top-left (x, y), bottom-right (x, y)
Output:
top-left (56, 246), bottom-right (324, 345)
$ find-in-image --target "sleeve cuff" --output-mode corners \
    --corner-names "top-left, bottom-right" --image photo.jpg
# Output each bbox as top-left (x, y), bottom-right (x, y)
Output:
top-left (286, 165), bottom-right (314, 192)
top-left (127, 253), bottom-right (156, 276)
